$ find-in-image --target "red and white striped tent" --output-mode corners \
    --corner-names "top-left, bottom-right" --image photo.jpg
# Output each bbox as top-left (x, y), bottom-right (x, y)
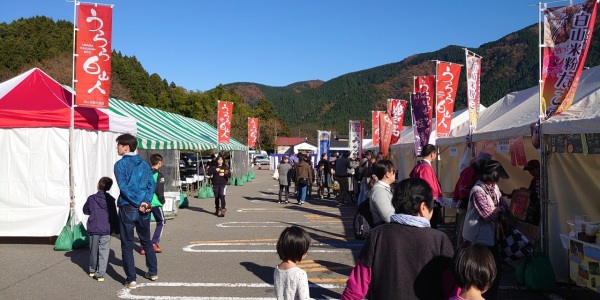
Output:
top-left (0, 68), bottom-right (136, 237)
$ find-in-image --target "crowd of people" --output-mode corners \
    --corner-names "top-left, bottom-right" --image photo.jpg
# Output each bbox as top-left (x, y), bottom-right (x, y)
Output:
top-left (274, 144), bottom-right (542, 300)
top-left (85, 136), bottom-right (541, 299)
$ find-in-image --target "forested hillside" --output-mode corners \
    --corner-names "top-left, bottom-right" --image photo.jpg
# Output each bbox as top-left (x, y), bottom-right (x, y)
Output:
top-left (2, 15), bottom-right (600, 143)
top-left (226, 17), bottom-right (600, 135)
top-left (0, 16), bottom-right (289, 151)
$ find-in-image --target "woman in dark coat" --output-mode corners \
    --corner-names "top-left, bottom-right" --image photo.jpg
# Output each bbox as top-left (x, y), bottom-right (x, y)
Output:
top-left (207, 156), bottom-right (231, 217)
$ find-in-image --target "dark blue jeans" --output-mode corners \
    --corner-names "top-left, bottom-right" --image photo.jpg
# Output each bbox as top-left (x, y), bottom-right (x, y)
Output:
top-left (119, 205), bottom-right (157, 282)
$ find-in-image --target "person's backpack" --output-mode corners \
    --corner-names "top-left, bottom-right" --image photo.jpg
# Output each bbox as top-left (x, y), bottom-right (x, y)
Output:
top-left (353, 198), bottom-right (376, 240)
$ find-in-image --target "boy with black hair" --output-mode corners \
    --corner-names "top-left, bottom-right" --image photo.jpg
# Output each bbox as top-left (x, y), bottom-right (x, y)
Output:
top-left (141, 154), bottom-right (166, 255)
top-left (83, 177), bottom-right (119, 282)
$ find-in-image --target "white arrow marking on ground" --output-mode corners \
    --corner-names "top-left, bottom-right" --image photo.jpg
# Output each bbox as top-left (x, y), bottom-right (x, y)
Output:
top-left (117, 282), bottom-right (344, 299)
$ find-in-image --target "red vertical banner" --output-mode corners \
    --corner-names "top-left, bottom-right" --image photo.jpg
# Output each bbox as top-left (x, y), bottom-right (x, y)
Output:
top-left (542, 0), bottom-right (598, 119)
top-left (379, 112), bottom-right (393, 157)
top-left (387, 99), bottom-right (407, 145)
top-left (248, 117), bottom-right (258, 147)
top-left (371, 111), bottom-right (381, 147)
top-left (217, 101), bottom-right (233, 144)
top-left (466, 52), bottom-right (481, 130)
top-left (509, 137), bottom-right (528, 167)
top-left (349, 120), bottom-right (363, 159)
top-left (436, 61), bottom-right (461, 137)
top-left (75, 3), bottom-right (113, 108)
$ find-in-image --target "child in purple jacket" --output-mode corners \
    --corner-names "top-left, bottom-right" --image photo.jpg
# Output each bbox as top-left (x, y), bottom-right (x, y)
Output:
top-left (83, 177), bottom-right (119, 282)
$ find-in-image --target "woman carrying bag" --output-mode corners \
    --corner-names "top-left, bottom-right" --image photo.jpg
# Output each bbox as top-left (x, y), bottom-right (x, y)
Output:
top-left (461, 159), bottom-right (510, 300)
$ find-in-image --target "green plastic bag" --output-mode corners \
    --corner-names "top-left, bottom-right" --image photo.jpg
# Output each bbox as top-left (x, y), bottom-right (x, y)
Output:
top-left (198, 186), bottom-right (208, 199)
top-left (54, 221), bottom-right (73, 251)
top-left (515, 252), bottom-right (555, 290)
top-left (72, 221), bottom-right (90, 249)
top-left (242, 175), bottom-right (248, 183)
top-left (179, 195), bottom-right (189, 208)
top-left (206, 186), bottom-right (214, 198)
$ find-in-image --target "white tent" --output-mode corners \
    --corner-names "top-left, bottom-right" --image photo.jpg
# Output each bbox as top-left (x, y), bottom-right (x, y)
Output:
top-left (430, 65), bottom-right (600, 282)
top-left (0, 69), bottom-right (137, 237)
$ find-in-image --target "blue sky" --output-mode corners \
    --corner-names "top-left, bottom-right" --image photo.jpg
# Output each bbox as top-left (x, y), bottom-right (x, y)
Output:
top-left (0, 0), bottom-right (559, 91)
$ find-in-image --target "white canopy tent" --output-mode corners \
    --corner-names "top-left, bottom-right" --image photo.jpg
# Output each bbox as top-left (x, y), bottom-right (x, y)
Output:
top-left (0, 69), bottom-right (137, 237)
top-left (430, 65), bottom-right (600, 281)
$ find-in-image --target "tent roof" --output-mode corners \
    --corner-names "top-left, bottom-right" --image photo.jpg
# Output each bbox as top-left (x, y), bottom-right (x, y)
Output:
top-left (436, 65), bottom-right (600, 146)
top-left (0, 68), bottom-right (135, 133)
top-left (542, 66), bottom-right (600, 134)
top-left (109, 98), bottom-right (247, 151)
top-left (391, 105), bottom-right (486, 149)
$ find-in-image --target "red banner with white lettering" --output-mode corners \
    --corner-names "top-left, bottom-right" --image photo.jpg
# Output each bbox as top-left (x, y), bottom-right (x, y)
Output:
top-left (466, 52), bottom-right (481, 130)
top-left (372, 111), bottom-right (381, 147)
top-left (75, 3), bottom-right (113, 108)
top-left (387, 99), bottom-right (407, 145)
top-left (379, 112), bottom-right (393, 157)
top-left (218, 101), bottom-right (233, 144)
top-left (248, 117), bottom-right (258, 147)
top-left (436, 61), bottom-right (461, 137)
top-left (542, 0), bottom-right (597, 119)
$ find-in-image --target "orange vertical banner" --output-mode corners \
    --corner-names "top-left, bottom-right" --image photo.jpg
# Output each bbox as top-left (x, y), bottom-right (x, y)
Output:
top-left (75, 3), bottom-right (113, 108)
top-left (218, 101), bottom-right (233, 144)
top-left (379, 112), bottom-right (393, 157)
top-left (436, 61), bottom-right (461, 137)
top-left (542, 0), bottom-right (598, 119)
top-left (372, 111), bottom-right (381, 147)
top-left (248, 117), bottom-right (258, 147)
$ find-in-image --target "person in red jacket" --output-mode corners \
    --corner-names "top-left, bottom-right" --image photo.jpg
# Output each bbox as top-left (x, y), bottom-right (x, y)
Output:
top-left (409, 144), bottom-right (443, 228)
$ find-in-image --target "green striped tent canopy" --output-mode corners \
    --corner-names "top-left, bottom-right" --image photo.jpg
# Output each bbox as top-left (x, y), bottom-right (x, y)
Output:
top-left (109, 98), bottom-right (247, 151)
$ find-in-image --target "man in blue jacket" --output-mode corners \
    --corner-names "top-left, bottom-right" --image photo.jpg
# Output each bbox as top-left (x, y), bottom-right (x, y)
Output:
top-left (114, 134), bottom-right (157, 289)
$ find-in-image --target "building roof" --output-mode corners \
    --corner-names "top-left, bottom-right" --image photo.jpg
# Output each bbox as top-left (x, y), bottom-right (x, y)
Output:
top-left (276, 137), bottom-right (307, 146)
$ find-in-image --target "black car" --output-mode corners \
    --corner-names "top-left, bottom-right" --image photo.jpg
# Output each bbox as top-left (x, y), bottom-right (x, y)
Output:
top-left (180, 153), bottom-right (198, 175)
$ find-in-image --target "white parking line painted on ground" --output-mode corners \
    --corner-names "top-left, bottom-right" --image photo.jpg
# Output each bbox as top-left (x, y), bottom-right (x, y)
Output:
top-left (117, 282), bottom-right (344, 299)
top-left (185, 242), bottom-right (364, 247)
top-left (235, 208), bottom-right (356, 213)
top-left (183, 246), bottom-right (355, 253)
top-left (216, 221), bottom-right (350, 228)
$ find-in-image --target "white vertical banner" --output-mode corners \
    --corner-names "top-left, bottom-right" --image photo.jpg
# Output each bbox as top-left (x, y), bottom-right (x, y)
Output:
top-left (349, 120), bottom-right (363, 159)
top-left (317, 131), bottom-right (331, 161)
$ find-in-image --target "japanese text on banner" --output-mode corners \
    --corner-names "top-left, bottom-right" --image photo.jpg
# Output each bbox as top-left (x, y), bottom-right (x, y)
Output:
top-left (75, 3), bottom-right (113, 108)
top-left (218, 101), bottom-right (233, 144)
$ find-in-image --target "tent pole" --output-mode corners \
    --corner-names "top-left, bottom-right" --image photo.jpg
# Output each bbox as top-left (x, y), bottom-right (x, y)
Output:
top-left (69, 0), bottom-right (78, 218)
top-left (538, 2), bottom-right (549, 255)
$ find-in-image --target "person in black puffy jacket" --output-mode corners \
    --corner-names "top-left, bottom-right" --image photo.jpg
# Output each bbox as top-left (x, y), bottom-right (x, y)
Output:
top-left (207, 156), bottom-right (231, 217)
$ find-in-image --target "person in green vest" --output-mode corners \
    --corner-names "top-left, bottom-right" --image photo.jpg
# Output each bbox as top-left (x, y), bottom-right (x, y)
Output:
top-left (142, 154), bottom-right (166, 255)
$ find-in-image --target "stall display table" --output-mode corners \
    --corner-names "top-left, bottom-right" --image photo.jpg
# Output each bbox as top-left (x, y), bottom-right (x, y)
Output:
top-left (560, 233), bottom-right (600, 293)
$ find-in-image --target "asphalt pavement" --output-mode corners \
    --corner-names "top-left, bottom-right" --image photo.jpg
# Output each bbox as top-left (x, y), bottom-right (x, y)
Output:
top-left (0, 167), bottom-right (597, 299)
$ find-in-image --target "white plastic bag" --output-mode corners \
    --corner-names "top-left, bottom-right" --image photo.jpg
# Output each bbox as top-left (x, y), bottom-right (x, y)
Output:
top-left (272, 169), bottom-right (279, 180)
